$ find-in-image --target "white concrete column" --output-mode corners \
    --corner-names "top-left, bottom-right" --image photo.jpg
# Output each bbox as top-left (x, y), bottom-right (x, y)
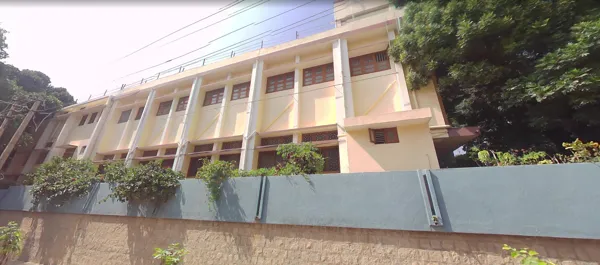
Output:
top-left (83, 96), bottom-right (116, 159)
top-left (214, 73), bottom-right (232, 138)
top-left (173, 77), bottom-right (203, 171)
top-left (20, 118), bottom-right (58, 174)
top-left (388, 30), bottom-right (412, 111)
top-left (292, 55), bottom-right (301, 129)
top-left (240, 60), bottom-right (264, 170)
top-left (45, 114), bottom-right (78, 163)
top-left (125, 88), bottom-right (157, 167)
top-left (159, 89), bottom-right (180, 145)
top-left (332, 38), bottom-right (354, 173)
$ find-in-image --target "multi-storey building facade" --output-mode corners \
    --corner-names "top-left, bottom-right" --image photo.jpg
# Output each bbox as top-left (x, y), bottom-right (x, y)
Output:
top-left (18, 0), bottom-right (478, 178)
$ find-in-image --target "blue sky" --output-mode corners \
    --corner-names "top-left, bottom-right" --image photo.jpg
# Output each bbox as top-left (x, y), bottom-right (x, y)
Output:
top-left (0, 0), bottom-right (335, 102)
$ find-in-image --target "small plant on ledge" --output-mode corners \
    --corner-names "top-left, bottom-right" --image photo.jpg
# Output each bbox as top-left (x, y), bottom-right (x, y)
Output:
top-left (29, 157), bottom-right (99, 207)
top-left (196, 159), bottom-right (237, 205)
top-left (102, 160), bottom-right (183, 204)
top-left (0, 221), bottom-right (23, 265)
top-left (502, 244), bottom-right (556, 265)
top-left (153, 243), bottom-right (188, 265)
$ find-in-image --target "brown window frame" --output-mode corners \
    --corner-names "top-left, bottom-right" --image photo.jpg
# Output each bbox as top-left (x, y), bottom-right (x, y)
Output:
top-left (118, 109), bottom-right (131, 124)
top-left (119, 153), bottom-right (128, 159)
top-left (88, 112), bottom-right (98, 124)
top-left (135, 107), bottom-right (144, 120)
top-left (164, 148), bottom-right (178, 156)
top-left (156, 100), bottom-right (172, 116)
top-left (260, 135), bottom-right (293, 146)
top-left (161, 159), bottom-right (175, 169)
top-left (303, 63), bottom-right (334, 86)
top-left (266, 72), bottom-right (294, 93)
top-left (258, 151), bottom-right (285, 169)
top-left (142, 150), bottom-right (158, 157)
top-left (203, 88), bottom-right (225, 106)
top-left (368, 128), bottom-right (399, 144)
top-left (231, 82), bottom-right (250, 101)
top-left (63, 147), bottom-right (76, 158)
top-left (78, 115), bottom-right (88, 126)
top-left (349, 50), bottom-right (391, 77)
top-left (301, 131), bottom-right (338, 142)
top-left (187, 156), bottom-right (210, 178)
top-left (319, 146), bottom-right (340, 173)
top-left (219, 153), bottom-right (241, 168)
top-left (102, 154), bottom-right (115, 161)
top-left (176, 96), bottom-right (189, 112)
top-left (221, 140), bottom-right (242, 150)
top-left (193, 144), bottom-right (214, 153)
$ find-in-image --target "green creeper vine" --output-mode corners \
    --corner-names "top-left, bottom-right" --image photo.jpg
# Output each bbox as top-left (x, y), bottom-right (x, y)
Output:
top-left (153, 243), bottom-right (188, 265)
top-left (503, 244), bottom-right (556, 265)
top-left (102, 160), bottom-right (183, 204)
top-left (29, 157), bottom-right (99, 207)
top-left (195, 159), bottom-right (237, 205)
top-left (0, 221), bottom-right (23, 265)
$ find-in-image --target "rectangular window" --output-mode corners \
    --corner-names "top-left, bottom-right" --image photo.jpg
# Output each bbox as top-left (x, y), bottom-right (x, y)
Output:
top-left (102, 154), bottom-right (114, 161)
top-left (320, 146), bottom-right (340, 173)
top-left (164, 148), bottom-right (178, 155)
top-left (231, 82), bottom-right (250, 100)
top-left (258, 151), bottom-right (285, 169)
top-left (142, 150), bottom-right (158, 157)
top-left (63, 148), bottom-right (76, 158)
top-left (176, 96), bottom-right (189, 112)
top-left (193, 144), bottom-right (214, 153)
top-left (156, 100), bottom-right (172, 116)
top-left (187, 156), bottom-right (209, 178)
top-left (303, 63), bottom-right (334, 86)
top-left (219, 154), bottom-right (241, 168)
top-left (119, 153), bottom-right (128, 159)
top-left (118, 109), bottom-right (131, 124)
top-left (135, 107), bottom-right (144, 120)
top-left (260, 135), bottom-right (293, 146)
top-left (88, 112), bottom-right (98, 124)
top-left (78, 115), bottom-right (88, 126)
top-left (349, 51), bottom-right (391, 77)
top-left (266, 72), bottom-right (294, 93)
top-left (161, 159), bottom-right (174, 169)
top-left (203, 88), bottom-right (225, 106)
top-left (222, 140), bottom-right (242, 150)
top-left (36, 150), bottom-right (49, 165)
top-left (368, 128), bottom-right (399, 144)
top-left (301, 131), bottom-right (338, 142)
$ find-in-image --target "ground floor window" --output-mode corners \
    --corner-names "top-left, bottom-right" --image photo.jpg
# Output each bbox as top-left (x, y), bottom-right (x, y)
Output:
top-left (187, 156), bottom-right (210, 178)
top-left (319, 146), bottom-right (340, 173)
top-left (258, 151), bottom-right (285, 169)
top-left (219, 153), bottom-right (241, 168)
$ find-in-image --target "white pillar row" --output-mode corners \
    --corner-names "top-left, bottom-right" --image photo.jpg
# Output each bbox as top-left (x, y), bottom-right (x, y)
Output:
top-left (332, 38), bottom-right (354, 173)
top-left (83, 96), bottom-right (116, 159)
top-left (45, 114), bottom-right (78, 163)
top-left (292, 55), bottom-right (301, 143)
top-left (173, 77), bottom-right (203, 172)
top-left (387, 30), bottom-right (412, 111)
top-left (125, 88), bottom-right (157, 167)
top-left (240, 60), bottom-right (264, 171)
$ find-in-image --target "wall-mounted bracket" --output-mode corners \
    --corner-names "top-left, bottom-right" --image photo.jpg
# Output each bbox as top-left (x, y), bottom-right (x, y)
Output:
top-left (417, 169), bottom-right (443, 227)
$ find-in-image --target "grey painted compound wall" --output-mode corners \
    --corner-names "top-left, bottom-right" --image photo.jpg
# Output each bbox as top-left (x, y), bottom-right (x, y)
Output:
top-left (1, 163), bottom-right (599, 240)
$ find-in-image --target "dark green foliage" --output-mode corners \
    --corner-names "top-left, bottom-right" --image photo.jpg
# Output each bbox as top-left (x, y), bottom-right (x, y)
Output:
top-left (195, 159), bottom-right (237, 204)
top-left (103, 161), bottom-right (183, 204)
top-left (0, 221), bottom-right (23, 264)
top-left (389, 0), bottom-right (600, 152)
top-left (29, 157), bottom-right (99, 207)
top-left (276, 142), bottom-right (325, 175)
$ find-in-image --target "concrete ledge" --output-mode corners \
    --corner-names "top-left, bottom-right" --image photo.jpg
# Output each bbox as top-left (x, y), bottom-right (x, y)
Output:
top-left (344, 108), bottom-right (432, 131)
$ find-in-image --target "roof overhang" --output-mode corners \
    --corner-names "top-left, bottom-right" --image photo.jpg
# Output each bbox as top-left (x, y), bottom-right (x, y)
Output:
top-left (344, 108), bottom-right (432, 131)
top-left (433, 126), bottom-right (480, 152)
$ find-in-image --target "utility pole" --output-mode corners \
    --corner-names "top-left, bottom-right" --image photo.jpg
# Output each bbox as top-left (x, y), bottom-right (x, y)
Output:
top-left (0, 105), bottom-right (16, 140)
top-left (0, 101), bottom-right (41, 170)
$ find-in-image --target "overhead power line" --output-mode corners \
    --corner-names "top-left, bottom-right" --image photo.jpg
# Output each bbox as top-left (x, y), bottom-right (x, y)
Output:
top-left (113, 0), bottom-right (246, 61)
top-left (115, 1), bottom-right (348, 80)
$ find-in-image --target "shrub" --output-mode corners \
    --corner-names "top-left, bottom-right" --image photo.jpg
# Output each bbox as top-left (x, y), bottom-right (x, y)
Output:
top-left (236, 167), bottom-right (277, 177)
top-left (0, 221), bottom-right (23, 264)
top-left (103, 160), bottom-right (183, 204)
top-left (195, 159), bottom-right (237, 203)
top-left (502, 244), bottom-right (555, 265)
top-left (153, 243), bottom-right (188, 265)
top-left (563, 138), bottom-right (600, 163)
top-left (276, 142), bottom-right (324, 175)
top-left (29, 157), bottom-right (99, 207)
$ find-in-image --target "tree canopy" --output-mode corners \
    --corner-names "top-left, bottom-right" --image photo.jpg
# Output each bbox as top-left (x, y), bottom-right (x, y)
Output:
top-left (389, 0), bottom-right (600, 152)
top-left (0, 25), bottom-right (75, 150)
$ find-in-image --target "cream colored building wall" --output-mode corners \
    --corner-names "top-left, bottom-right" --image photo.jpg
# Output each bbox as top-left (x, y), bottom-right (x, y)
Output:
top-left (2, 211), bottom-right (597, 265)
top-left (346, 123), bottom-right (440, 172)
top-left (96, 121), bottom-right (127, 152)
top-left (221, 98), bottom-right (248, 138)
top-left (162, 111), bottom-right (185, 144)
top-left (334, 0), bottom-right (391, 24)
top-left (260, 90), bottom-right (294, 132)
top-left (64, 117), bottom-right (94, 146)
top-left (351, 69), bottom-right (400, 117)
top-left (414, 80), bottom-right (448, 128)
top-left (194, 105), bottom-right (220, 140)
top-left (299, 80), bottom-right (336, 128)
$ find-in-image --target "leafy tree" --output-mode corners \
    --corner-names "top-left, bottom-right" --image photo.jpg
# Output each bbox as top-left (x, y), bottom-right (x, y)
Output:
top-left (389, 0), bottom-right (600, 153)
top-left (0, 221), bottom-right (23, 265)
top-left (153, 243), bottom-right (188, 265)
